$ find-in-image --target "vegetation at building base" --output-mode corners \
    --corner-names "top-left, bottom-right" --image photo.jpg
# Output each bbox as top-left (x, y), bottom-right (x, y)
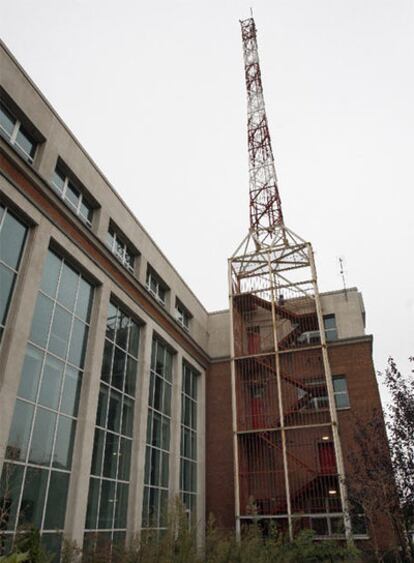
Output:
top-left (2, 515), bottom-right (360, 563)
top-left (347, 356), bottom-right (414, 562)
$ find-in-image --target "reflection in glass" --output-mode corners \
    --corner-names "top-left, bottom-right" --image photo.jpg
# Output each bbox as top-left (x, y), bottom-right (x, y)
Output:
top-left (6, 400), bottom-right (35, 462)
top-left (29, 408), bottom-right (57, 466)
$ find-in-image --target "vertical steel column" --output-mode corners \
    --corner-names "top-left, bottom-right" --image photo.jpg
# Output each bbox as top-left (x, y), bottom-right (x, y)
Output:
top-left (308, 243), bottom-right (353, 544)
top-left (228, 259), bottom-right (241, 539)
top-left (267, 252), bottom-right (293, 539)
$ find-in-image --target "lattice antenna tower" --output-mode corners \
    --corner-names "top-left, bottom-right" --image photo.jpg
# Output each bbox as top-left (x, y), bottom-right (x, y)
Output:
top-left (241, 17), bottom-right (284, 248)
top-left (228, 17), bottom-right (353, 544)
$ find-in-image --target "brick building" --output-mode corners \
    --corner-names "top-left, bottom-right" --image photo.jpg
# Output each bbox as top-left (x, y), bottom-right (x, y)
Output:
top-left (0, 36), bottom-right (400, 561)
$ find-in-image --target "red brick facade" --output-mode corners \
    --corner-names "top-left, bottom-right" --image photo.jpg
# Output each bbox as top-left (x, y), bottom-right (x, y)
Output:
top-left (206, 338), bottom-right (401, 552)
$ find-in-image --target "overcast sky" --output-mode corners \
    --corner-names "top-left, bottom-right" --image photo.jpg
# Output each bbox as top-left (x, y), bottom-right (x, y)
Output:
top-left (1, 0), bottom-right (413, 398)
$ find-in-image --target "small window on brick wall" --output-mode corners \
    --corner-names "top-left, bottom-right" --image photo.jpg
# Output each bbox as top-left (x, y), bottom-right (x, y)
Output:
top-left (146, 268), bottom-right (168, 306)
top-left (0, 99), bottom-right (37, 163)
top-left (106, 225), bottom-right (136, 274)
top-left (52, 163), bottom-right (94, 227)
top-left (175, 300), bottom-right (191, 331)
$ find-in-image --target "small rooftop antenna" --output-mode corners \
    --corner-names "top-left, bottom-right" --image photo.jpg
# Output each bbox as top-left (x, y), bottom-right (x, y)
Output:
top-left (338, 257), bottom-right (348, 301)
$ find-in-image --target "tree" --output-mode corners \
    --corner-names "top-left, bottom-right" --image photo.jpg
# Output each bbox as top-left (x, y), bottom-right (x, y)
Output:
top-left (346, 356), bottom-right (414, 562)
top-left (382, 357), bottom-right (414, 535)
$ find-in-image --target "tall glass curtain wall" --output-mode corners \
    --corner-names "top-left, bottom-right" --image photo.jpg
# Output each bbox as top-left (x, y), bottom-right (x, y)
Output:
top-left (0, 204), bottom-right (27, 342)
top-left (0, 250), bottom-right (93, 556)
top-left (85, 302), bottom-right (140, 550)
top-left (142, 339), bottom-right (173, 532)
top-left (180, 364), bottom-right (198, 523)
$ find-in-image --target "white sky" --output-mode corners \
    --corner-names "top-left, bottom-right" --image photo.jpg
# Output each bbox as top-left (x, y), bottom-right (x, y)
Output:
top-left (1, 0), bottom-right (413, 397)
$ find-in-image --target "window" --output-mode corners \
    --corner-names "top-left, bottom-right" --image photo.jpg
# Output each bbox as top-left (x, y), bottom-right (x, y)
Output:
top-left (146, 269), bottom-right (167, 306)
top-left (0, 205), bottom-right (28, 343)
top-left (0, 100), bottom-right (37, 163)
top-left (299, 375), bottom-right (349, 411)
top-left (106, 226), bottom-right (135, 273)
top-left (180, 363), bottom-right (198, 524)
top-left (1, 250), bottom-right (93, 558)
top-left (333, 376), bottom-right (350, 409)
top-left (175, 300), bottom-right (191, 331)
top-left (51, 165), bottom-right (93, 227)
top-left (142, 338), bottom-right (173, 533)
top-left (85, 301), bottom-right (140, 551)
top-left (323, 314), bottom-right (338, 342)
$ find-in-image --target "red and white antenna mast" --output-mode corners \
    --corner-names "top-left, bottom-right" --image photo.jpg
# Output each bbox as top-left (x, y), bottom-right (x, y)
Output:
top-left (241, 17), bottom-right (284, 246)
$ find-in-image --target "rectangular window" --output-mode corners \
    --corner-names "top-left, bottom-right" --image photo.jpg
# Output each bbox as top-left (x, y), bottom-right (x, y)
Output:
top-left (142, 338), bottom-right (173, 532)
top-left (146, 268), bottom-right (167, 306)
top-left (175, 300), bottom-right (191, 331)
top-left (323, 314), bottom-right (338, 342)
top-left (180, 363), bottom-right (198, 524)
top-left (0, 100), bottom-right (37, 163)
top-left (333, 375), bottom-right (350, 409)
top-left (299, 375), bottom-right (349, 411)
top-left (1, 250), bottom-right (93, 558)
top-left (51, 164), bottom-right (93, 227)
top-left (85, 301), bottom-right (140, 548)
top-left (106, 225), bottom-right (135, 274)
top-left (0, 205), bottom-right (28, 342)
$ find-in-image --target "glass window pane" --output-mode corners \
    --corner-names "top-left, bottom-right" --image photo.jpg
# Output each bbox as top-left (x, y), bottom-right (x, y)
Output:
top-left (57, 263), bottom-right (79, 311)
top-left (40, 251), bottom-right (61, 299)
top-left (65, 181), bottom-right (80, 209)
top-left (53, 416), bottom-right (76, 470)
top-left (107, 390), bottom-right (122, 433)
top-left (155, 343), bottom-right (164, 376)
top-left (125, 357), bottom-right (137, 397)
top-left (52, 169), bottom-right (66, 195)
top-left (85, 477), bottom-right (100, 529)
top-left (161, 452), bottom-right (169, 488)
top-left (68, 319), bottom-right (88, 368)
top-left (333, 376), bottom-right (347, 393)
top-left (17, 345), bottom-right (43, 401)
top-left (38, 354), bottom-right (65, 410)
top-left (103, 433), bottom-right (119, 479)
top-left (6, 400), bottom-right (34, 462)
top-left (0, 103), bottom-right (15, 138)
top-left (114, 483), bottom-right (128, 528)
top-left (15, 128), bottom-right (36, 160)
top-left (161, 417), bottom-right (170, 451)
top-left (40, 533), bottom-right (62, 561)
top-left (118, 438), bottom-right (131, 481)
top-left (44, 471), bottom-right (69, 529)
top-left (122, 397), bottom-right (134, 437)
top-left (164, 383), bottom-right (171, 417)
top-left (101, 340), bottom-right (113, 383)
top-left (116, 310), bottom-right (128, 349)
top-left (79, 200), bottom-right (93, 224)
top-left (60, 366), bottom-right (82, 417)
top-left (0, 462), bottom-right (24, 531)
top-left (98, 480), bottom-right (115, 529)
top-left (335, 393), bottom-right (350, 409)
top-left (128, 323), bottom-right (139, 358)
top-left (30, 293), bottom-right (54, 349)
top-left (323, 315), bottom-right (336, 330)
top-left (96, 385), bottom-right (109, 428)
top-left (91, 428), bottom-right (105, 476)
top-left (106, 303), bottom-right (118, 340)
top-left (76, 278), bottom-right (92, 322)
top-left (153, 376), bottom-right (162, 411)
top-left (28, 408), bottom-right (57, 466)
top-left (0, 211), bottom-right (27, 270)
top-left (0, 265), bottom-right (15, 327)
top-left (19, 467), bottom-right (48, 528)
top-left (48, 304), bottom-right (72, 359)
top-left (112, 347), bottom-right (126, 390)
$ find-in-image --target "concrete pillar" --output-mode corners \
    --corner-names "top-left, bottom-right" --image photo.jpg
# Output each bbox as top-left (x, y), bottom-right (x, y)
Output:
top-left (169, 351), bottom-right (183, 503)
top-left (0, 221), bottom-right (51, 470)
top-left (64, 284), bottom-right (111, 546)
top-left (127, 321), bottom-right (153, 541)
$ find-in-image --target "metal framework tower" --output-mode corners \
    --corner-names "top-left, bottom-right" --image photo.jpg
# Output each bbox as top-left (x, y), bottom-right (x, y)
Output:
top-left (229, 17), bottom-right (352, 542)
